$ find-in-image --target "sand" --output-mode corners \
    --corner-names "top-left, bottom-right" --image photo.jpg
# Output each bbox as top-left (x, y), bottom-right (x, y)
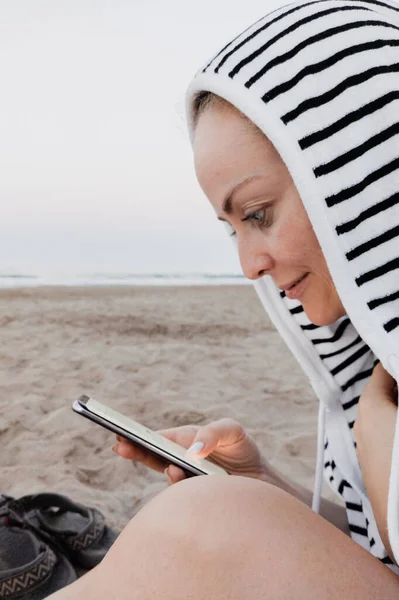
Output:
top-left (0, 285), bottom-right (337, 531)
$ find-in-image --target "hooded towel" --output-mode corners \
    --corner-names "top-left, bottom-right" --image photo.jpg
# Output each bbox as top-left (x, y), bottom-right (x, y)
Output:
top-left (186, 0), bottom-right (399, 572)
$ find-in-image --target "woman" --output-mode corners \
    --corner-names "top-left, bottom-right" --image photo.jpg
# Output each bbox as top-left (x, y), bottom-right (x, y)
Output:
top-left (51, 0), bottom-right (399, 596)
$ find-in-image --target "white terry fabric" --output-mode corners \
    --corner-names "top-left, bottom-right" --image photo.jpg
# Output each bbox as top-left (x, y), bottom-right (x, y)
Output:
top-left (186, 0), bottom-right (399, 573)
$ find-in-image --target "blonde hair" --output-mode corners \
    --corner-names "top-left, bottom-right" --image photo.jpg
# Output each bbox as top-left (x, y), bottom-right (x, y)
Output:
top-left (192, 91), bottom-right (262, 139)
top-left (192, 91), bottom-right (228, 128)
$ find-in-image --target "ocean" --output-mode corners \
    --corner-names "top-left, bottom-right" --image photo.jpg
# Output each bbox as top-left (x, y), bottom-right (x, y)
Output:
top-left (0, 273), bottom-right (248, 288)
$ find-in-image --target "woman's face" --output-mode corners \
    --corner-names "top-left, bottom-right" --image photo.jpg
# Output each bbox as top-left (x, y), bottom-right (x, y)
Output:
top-left (193, 102), bottom-right (346, 326)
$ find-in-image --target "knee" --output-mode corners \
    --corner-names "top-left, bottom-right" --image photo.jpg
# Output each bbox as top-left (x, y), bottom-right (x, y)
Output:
top-left (122, 475), bottom-right (299, 557)
top-left (96, 478), bottom-right (303, 597)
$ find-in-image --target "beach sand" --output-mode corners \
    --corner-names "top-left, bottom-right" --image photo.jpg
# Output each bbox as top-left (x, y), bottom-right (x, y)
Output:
top-left (0, 285), bottom-right (338, 531)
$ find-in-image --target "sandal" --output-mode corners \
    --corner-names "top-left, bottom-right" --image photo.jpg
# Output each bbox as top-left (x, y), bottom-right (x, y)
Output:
top-left (7, 493), bottom-right (119, 570)
top-left (0, 507), bottom-right (76, 599)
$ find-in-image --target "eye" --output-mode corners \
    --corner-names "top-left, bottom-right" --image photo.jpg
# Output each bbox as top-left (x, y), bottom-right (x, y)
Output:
top-left (222, 221), bottom-right (236, 237)
top-left (242, 206), bottom-right (273, 229)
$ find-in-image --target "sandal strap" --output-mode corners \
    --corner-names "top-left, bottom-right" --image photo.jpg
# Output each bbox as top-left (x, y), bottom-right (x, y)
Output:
top-left (0, 536), bottom-right (57, 597)
top-left (7, 494), bottom-right (87, 518)
top-left (0, 506), bottom-right (68, 559)
top-left (3, 493), bottom-right (106, 552)
top-left (0, 495), bottom-right (13, 509)
top-left (57, 509), bottom-right (105, 551)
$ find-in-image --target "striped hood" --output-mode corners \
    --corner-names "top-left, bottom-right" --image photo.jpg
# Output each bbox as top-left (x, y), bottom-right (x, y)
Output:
top-left (186, 0), bottom-right (399, 568)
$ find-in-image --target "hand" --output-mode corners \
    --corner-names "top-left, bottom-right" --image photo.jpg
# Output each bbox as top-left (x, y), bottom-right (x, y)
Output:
top-left (112, 418), bottom-right (268, 485)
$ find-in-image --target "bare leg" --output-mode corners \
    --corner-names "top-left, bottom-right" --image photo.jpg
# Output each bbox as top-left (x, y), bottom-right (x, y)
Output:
top-left (50, 475), bottom-right (399, 599)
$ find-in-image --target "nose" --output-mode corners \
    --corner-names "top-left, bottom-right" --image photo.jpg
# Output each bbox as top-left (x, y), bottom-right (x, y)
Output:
top-left (238, 237), bottom-right (273, 280)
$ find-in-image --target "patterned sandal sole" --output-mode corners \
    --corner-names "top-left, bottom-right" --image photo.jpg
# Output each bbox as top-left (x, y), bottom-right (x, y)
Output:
top-left (0, 512), bottom-right (76, 600)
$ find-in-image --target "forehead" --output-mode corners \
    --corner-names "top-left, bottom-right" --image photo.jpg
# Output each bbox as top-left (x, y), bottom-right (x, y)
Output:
top-left (193, 103), bottom-right (284, 199)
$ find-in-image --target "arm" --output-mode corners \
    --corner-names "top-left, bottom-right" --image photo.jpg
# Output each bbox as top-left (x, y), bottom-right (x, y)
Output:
top-left (259, 463), bottom-right (350, 534)
top-left (354, 364), bottom-right (398, 563)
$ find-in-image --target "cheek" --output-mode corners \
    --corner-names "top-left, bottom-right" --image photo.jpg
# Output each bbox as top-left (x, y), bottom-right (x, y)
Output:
top-left (272, 214), bottom-right (319, 267)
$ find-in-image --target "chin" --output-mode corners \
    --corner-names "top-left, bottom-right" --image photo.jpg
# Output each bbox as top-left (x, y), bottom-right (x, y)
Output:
top-left (302, 301), bottom-right (346, 327)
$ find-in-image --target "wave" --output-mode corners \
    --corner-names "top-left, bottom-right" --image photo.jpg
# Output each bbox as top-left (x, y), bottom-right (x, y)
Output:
top-left (0, 274), bottom-right (39, 279)
top-left (0, 272), bottom-right (248, 288)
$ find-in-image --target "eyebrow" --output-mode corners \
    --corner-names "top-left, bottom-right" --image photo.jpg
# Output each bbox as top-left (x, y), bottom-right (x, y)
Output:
top-left (219, 175), bottom-right (266, 218)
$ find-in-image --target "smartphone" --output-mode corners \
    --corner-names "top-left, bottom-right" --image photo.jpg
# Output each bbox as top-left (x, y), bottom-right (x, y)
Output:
top-left (72, 395), bottom-right (228, 477)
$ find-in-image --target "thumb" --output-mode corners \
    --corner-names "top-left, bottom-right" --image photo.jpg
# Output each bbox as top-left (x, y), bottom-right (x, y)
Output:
top-left (186, 419), bottom-right (245, 458)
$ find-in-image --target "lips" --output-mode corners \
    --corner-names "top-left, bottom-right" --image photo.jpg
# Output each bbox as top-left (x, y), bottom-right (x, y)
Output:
top-left (285, 273), bottom-right (309, 300)
top-left (279, 273), bottom-right (309, 292)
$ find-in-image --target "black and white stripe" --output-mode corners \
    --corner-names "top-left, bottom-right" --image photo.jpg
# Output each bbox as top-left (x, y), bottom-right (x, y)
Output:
top-left (188, 0), bottom-right (399, 572)
top-left (281, 295), bottom-right (392, 560)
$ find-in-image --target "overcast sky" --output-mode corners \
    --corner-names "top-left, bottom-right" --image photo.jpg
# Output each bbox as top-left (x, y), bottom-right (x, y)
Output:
top-left (0, 0), bottom-right (285, 275)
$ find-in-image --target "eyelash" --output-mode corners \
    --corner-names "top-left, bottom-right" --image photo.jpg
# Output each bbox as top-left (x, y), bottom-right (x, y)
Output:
top-left (227, 206), bottom-right (274, 237)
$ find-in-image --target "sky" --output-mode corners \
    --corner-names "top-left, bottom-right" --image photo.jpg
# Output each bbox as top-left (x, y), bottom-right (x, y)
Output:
top-left (0, 0), bottom-right (285, 275)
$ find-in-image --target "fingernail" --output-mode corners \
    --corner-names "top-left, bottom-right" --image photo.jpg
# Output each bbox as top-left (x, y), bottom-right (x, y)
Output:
top-left (164, 467), bottom-right (169, 477)
top-left (187, 441), bottom-right (205, 455)
top-left (112, 444), bottom-right (119, 454)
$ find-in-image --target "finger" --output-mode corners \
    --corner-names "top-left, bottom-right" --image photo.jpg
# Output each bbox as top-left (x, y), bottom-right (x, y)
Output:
top-left (186, 418), bottom-right (246, 458)
top-left (113, 439), bottom-right (168, 473)
top-left (113, 427), bottom-right (199, 472)
top-left (113, 427), bottom-right (197, 468)
top-left (165, 468), bottom-right (173, 486)
top-left (116, 427), bottom-right (199, 455)
top-left (157, 425), bottom-right (200, 449)
top-left (166, 464), bottom-right (187, 485)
